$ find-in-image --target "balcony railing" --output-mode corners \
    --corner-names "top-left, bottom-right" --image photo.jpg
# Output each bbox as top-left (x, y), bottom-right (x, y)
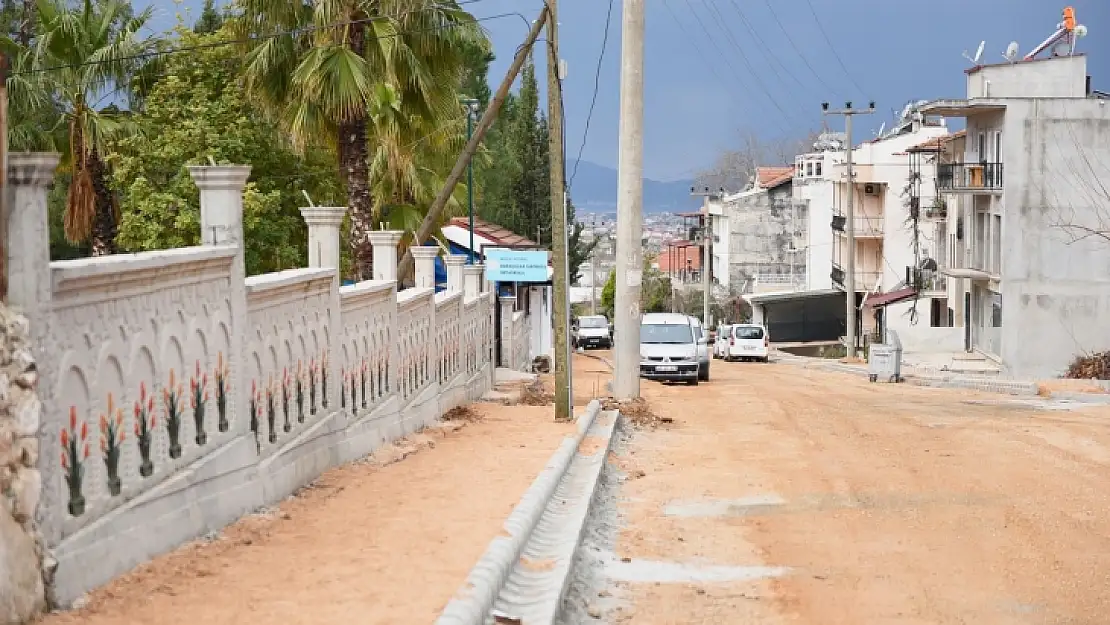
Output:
top-left (937, 162), bottom-right (1003, 192)
top-left (831, 214), bottom-right (883, 237)
top-left (831, 263), bottom-right (883, 291)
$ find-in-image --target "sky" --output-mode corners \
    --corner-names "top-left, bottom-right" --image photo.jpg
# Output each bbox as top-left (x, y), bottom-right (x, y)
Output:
top-left (139, 0), bottom-right (1108, 182)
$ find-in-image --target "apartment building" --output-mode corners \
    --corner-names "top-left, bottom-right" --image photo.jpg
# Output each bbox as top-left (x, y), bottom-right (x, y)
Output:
top-left (708, 167), bottom-right (806, 295)
top-left (920, 51), bottom-right (1110, 378)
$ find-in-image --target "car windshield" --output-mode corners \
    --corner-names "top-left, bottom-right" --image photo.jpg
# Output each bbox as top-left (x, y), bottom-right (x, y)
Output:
top-left (579, 317), bottom-right (607, 328)
top-left (733, 326), bottom-right (765, 340)
top-left (640, 323), bottom-right (693, 344)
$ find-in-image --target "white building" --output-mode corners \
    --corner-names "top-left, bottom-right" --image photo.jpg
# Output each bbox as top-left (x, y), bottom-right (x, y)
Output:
top-left (920, 49), bottom-right (1110, 378)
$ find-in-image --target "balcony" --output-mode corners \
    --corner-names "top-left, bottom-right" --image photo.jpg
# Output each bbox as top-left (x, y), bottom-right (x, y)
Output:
top-left (937, 162), bottom-right (1003, 193)
top-left (831, 214), bottom-right (883, 238)
top-left (831, 263), bottom-right (883, 291)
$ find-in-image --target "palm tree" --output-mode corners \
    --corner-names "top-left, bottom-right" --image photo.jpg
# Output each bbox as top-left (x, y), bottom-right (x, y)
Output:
top-left (236, 0), bottom-right (485, 279)
top-left (32, 0), bottom-right (158, 255)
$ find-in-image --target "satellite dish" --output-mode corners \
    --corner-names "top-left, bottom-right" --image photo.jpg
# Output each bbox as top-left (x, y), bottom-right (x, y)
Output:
top-left (1004, 41), bottom-right (1020, 63)
top-left (1075, 24), bottom-right (1088, 38)
top-left (963, 40), bottom-right (986, 65)
top-left (919, 258), bottom-right (938, 272)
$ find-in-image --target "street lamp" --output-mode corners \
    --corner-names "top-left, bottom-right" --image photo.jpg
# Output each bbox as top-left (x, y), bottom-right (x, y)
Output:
top-left (462, 98), bottom-right (481, 264)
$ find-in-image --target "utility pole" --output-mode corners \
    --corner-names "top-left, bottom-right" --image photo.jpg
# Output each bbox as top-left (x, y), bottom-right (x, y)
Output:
top-left (823, 101), bottom-right (874, 358)
top-left (547, 0), bottom-right (572, 421)
top-left (691, 187), bottom-right (718, 329)
top-left (613, 0), bottom-right (645, 401)
top-left (463, 98), bottom-right (480, 264)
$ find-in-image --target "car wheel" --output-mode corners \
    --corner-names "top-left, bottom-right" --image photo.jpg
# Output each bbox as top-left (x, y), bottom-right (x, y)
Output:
top-left (699, 365), bottom-right (710, 381)
top-left (687, 378), bottom-right (699, 386)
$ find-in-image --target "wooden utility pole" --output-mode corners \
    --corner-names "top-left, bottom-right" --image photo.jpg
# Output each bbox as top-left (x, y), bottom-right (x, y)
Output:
top-left (823, 101), bottom-right (874, 358)
top-left (547, 0), bottom-right (572, 421)
top-left (0, 52), bottom-right (9, 303)
top-left (397, 5), bottom-right (549, 278)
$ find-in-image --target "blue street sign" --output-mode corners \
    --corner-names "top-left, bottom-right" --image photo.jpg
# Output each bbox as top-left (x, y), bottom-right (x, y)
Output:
top-left (485, 248), bottom-right (549, 283)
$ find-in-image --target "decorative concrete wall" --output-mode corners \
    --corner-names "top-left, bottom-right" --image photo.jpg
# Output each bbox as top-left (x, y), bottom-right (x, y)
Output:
top-left (3, 153), bottom-right (500, 608)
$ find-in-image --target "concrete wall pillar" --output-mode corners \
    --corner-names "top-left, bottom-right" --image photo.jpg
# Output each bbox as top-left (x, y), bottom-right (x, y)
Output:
top-left (462, 265), bottom-right (483, 299)
top-left (188, 165), bottom-right (251, 438)
top-left (5, 153), bottom-right (59, 321)
top-left (367, 231), bottom-right (403, 282)
top-left (500, 295), bottom-right (516, 369)
top-left (445, 254), bottom-right (467, 295)
top-left (299, 206), bottom-right (347, 272)
top-left (411, 246), bottom-right (439, 290)
top-left (299, 205), bottom-right (347, 413)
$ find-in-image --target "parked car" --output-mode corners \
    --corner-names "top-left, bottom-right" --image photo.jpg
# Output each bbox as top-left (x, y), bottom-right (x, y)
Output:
top-left (572, 315), bottom-right (612, 349)
top-left (639, 313), bottom-right (701, 385)
top-left (725, 324), bottom-right (770, 363)
top-left (714, 324), bottom-right (733, 359)
top-left (687, 316), bottom-right (712, 381)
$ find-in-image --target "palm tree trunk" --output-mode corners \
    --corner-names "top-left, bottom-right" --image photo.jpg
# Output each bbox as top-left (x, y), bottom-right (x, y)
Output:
top-left (341, 23), bottom-right (375, 281)
top-left (88, 149), bottom-right (117, 256)
top-left (19, 0), bottom-right (34, 47)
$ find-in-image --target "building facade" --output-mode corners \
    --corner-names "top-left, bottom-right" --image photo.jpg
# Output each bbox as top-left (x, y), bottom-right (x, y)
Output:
top-left (922, 52), bottom-right (1110, 378)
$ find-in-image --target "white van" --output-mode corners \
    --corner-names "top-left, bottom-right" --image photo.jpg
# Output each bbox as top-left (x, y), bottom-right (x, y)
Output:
top-left (725, 324), bottom-right (770, 362)
top-left (572, 315), bottom-right (611, 349)
top-left (714, 325), bottom-right (733, 359)
top-left (639, 313), bottom-right (701, 385)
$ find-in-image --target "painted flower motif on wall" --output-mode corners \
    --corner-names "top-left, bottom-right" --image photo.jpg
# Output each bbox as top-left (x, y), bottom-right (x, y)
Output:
top-left (215, 351), bottom-right (230, 432)
top-left (61, 407), bottom-right (89, 516)
top-left (99, 394), bottom-right (125, 497)
top-left (163, 369), bottom-right (185, 459)
top-left (134, 383), bottom-right (156, 478)
top-left (190, 361), bottom-right (210, 446)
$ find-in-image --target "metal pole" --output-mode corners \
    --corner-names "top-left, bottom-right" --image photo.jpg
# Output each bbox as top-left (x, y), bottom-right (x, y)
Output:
top-left (466, 105), bottom-right (475, 264)
top-left (702, 200), bottom-right (711, 328)
top-left (547, 1), bottom-right (572, 420)
top-left (613, 0), bottom-right (645, 400)
top-left (823, 101), bottom-right (874, 358)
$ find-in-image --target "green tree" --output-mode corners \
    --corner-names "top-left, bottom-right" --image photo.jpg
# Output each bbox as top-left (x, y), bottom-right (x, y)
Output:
top-left (31, 0), bottom-right (159, 255)
top-left (235, 0), bottom-right (485, 279)
top-left (108, 27), bottom-right (343, 275)
top-left (599, 260), bottom-right (673, 318)
top-left (193, 0), bottom-right (223, 34)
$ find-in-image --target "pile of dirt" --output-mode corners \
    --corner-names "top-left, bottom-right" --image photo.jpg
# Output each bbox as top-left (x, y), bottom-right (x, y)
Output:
top-left (519, 379), bottom-right (555, 406)
top-left (1065, 351), bottom-right (1110, 380)
top-left (442, 405), bottom-right (483, 422)
top-left (602, 397), bottom-right (671, 429)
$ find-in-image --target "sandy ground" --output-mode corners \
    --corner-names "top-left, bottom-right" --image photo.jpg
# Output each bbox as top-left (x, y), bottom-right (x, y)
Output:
top-left (608, 357), bottom-right (1110, 624)
top-left (37, 399), bottom-right (577, 625)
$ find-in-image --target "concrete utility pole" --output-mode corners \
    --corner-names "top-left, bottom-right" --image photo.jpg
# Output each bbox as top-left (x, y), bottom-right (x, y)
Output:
top-left (691, 188), bottom-right (718, 329)
top-left (547, 0), bottom-right (572, 421)
top-left (823, 101), bottom-right (874, 358)
top-left (613, 0), bottom-right (646, 401)
top-left (0, 52), bottom-right (9, 302)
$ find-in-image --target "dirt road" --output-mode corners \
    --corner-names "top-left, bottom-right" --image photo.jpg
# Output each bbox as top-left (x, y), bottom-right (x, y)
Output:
top-left (37, 398), bottom-right (576, 625)
top-left (607, 357), bottom-right (1110, 624)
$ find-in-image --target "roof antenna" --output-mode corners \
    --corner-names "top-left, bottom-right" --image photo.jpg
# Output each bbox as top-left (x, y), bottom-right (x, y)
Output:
top-left (962, 40), bottom-right (986, 66)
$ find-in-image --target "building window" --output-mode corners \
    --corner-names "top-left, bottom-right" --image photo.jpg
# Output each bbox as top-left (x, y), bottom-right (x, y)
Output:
top-left (990, 291), bottom-right (1002, 328)
top-left (977, 132), bottom-right (986, 163)
top-left (815, 162), bottom-right (823, 176)
top-left (806, 162), bottom-right (813, 177)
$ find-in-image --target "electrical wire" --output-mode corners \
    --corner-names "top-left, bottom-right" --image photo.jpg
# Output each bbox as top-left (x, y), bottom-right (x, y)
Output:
top-left (802, 0), bottom-right (868, 98)
top-left (721, 0), bottom-right (820, 103)
top-left (682, 0), bottom-right (794, 133)
top-left (567, 0), bottom-right (613, 192)
top-left (757, 0), bottom-right (845, 100)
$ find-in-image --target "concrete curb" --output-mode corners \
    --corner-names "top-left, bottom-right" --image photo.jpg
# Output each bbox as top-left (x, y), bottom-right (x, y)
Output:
top-left (777, 354), bottom-right (1039, 396)
top-left (492, 409), bottom-right (620, 623)
top-left (435, 399), bottom-right (605, 625)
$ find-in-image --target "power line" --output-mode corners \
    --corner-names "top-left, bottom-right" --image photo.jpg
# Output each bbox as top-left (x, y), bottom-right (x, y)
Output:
top-left (802, 0), bottom-right (867, 97)
top-left (14, 4), bottom-right (516, 77)
top-left (758, 0), bottom-right (845, 100)
top-left (567, 0), bottom-right (614, 192)
top-left (680, 0), bottom-right (793, 134)
top-left (720, 0), bottom-right (817, 103)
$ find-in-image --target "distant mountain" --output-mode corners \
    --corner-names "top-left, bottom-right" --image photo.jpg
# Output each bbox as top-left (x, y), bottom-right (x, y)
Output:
top-left (568, 160), bottom-right (700, 215)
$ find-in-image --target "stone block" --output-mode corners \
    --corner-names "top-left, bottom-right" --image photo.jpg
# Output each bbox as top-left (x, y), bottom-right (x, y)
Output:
top-left (0, 508), bottom-right (46, 623)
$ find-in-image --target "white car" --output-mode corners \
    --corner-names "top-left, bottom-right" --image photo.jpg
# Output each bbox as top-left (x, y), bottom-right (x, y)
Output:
top-left (687, 316), bottom-right (712, 381)
top-left (725, 324), bottom-right (770, 363)
top-left (639, 313), bottom-right (701, 385)
top-left (572, 315), bottom-right (612, 349)
top-left (714, 325), bottom-right (733, 359)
